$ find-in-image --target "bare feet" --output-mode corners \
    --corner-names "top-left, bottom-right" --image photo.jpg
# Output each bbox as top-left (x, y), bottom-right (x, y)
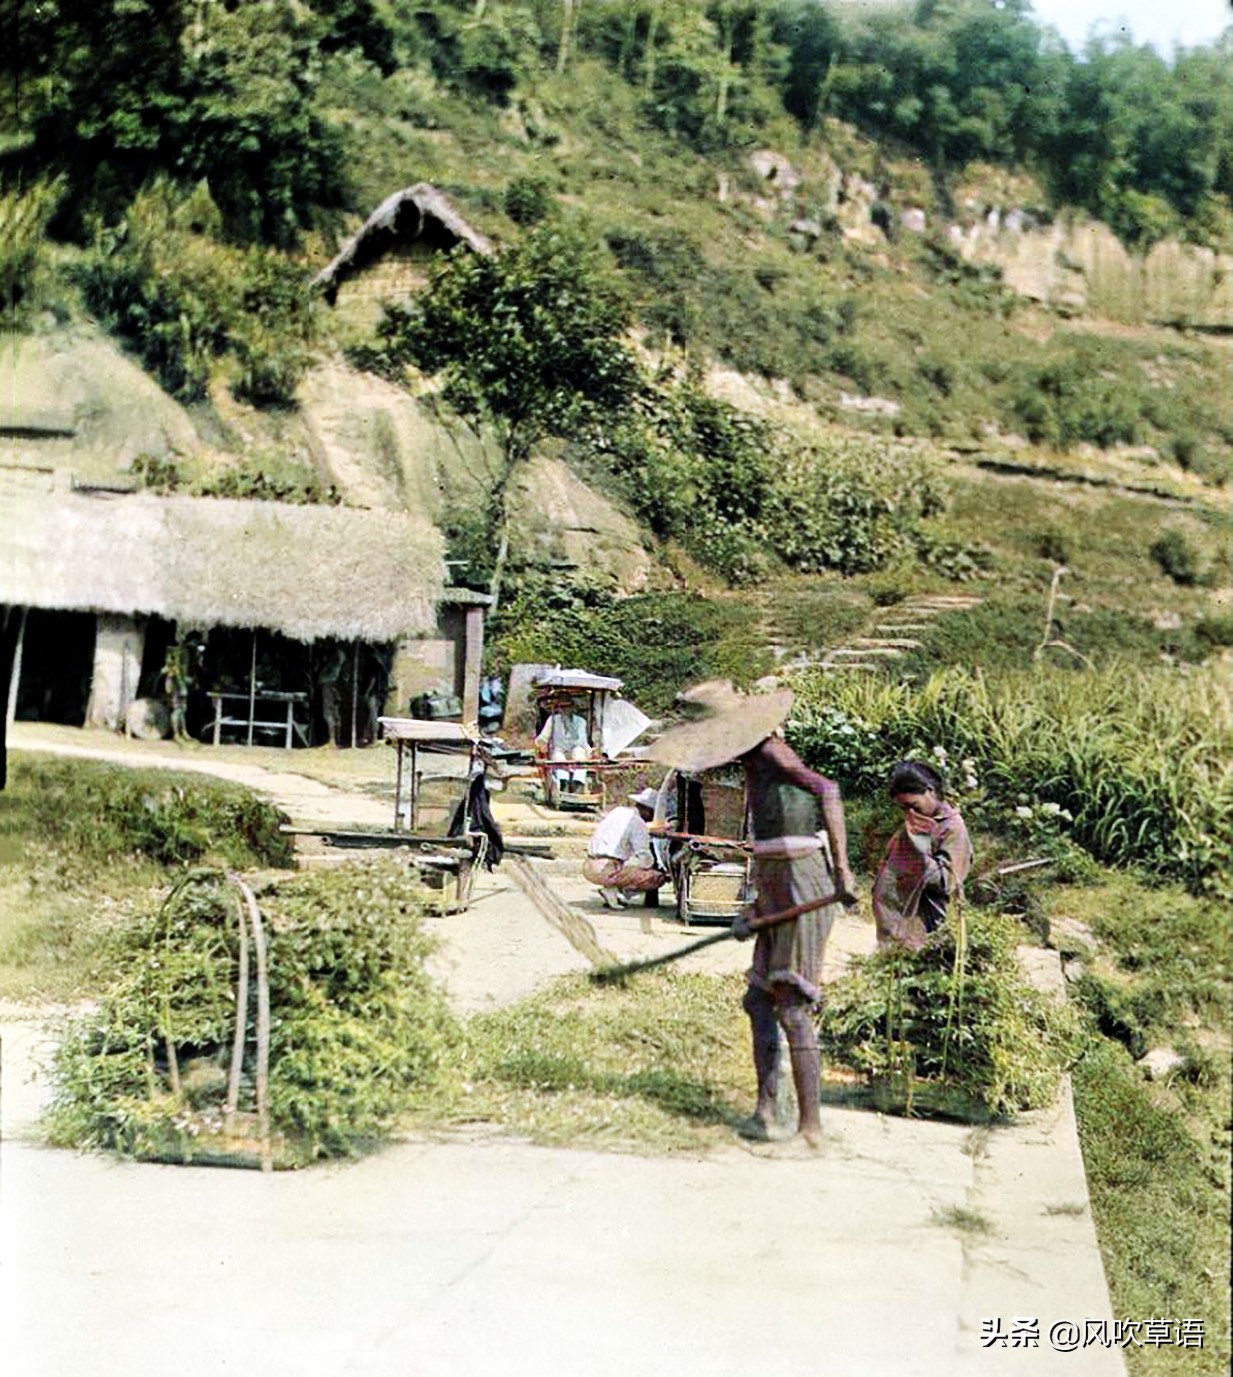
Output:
top-left (798, 1124), bottom-right (824, 1151)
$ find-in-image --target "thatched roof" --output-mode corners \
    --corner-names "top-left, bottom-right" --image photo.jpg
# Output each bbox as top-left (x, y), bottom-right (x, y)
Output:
top-left (0, 490), bottom-right (446, 642)
top-left (314, 183), bottom-right (493, 301)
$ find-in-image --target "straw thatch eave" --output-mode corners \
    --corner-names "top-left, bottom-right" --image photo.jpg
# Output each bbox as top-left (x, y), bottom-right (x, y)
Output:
top-left (0, 490), bottom-right (446, 643)
top-left (313, 183), bottom-right (493, 301)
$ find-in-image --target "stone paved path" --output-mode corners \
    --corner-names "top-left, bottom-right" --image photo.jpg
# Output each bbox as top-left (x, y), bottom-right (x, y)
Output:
top-left (0, 726), bottom-right (1125, 1377)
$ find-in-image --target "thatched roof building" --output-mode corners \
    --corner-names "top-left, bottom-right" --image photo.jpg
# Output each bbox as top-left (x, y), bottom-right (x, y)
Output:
top-left (314, 183), bottom-right (493, 304)
top-left (0, 488), bottom-right (445, 642)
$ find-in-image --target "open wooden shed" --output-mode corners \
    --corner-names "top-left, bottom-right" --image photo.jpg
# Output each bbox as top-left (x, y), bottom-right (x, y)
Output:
top-left (0, 483), bottom-right (488, 739)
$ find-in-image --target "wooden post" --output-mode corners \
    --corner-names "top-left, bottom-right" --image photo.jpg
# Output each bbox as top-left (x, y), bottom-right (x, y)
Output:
top-left (393, 739), bottom-right (405, 830)
top-left (247, 631), bottom-right (257, 748)
top-left (5, 606), bottom-right (25, 727)
top-left (410, 742), bottom-right (419, 831)
top-left (224, 885), bottom-right (250, 1121)
top-left (461, 605), bottom-right (484, 726)
top-left (350, 641), bottom-right (359, 749)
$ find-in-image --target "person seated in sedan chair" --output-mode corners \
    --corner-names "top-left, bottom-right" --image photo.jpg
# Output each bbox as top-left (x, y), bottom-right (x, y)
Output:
top-left (583, 788), bottom-right (669, 909)
top-left (535, 695), bottom-right (593, 793)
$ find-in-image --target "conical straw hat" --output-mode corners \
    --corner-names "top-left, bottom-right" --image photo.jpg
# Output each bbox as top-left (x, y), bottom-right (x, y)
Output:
top-left (648, 679), bottom-right (794, 773)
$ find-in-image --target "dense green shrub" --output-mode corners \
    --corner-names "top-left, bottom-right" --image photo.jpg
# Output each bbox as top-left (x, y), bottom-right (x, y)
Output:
top-left (1169, 432), bottom-right (1233, 487)
top-left (77, 184), bottom-right (316, 405)
top-left (77, 184), bottom-right (233, 400)
top-left (504, 174), bottom-right (555, 225)
top-left (1032, 528), bottom-right (1071, 564)
top-left (0, 178), bottom-right (64, 324)
top-left (229, 249), bottom-right (319, 406)
top-left (1011, 356), bottom-right (1142, 450)
top-left (587, 389), bottom-right (943, 583)
top-left (1149, 530), bottom-right (1204, 586)
top-left (46, 862), bottom-right (456, 1163)
top-left (488, 579), bottom-right (771, 714)
top-left (766, 439), bottom-right (945, 576)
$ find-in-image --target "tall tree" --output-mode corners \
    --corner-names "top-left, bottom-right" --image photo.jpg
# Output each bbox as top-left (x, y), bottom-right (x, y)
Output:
top-left (376, 227), bottom-right (640, 605)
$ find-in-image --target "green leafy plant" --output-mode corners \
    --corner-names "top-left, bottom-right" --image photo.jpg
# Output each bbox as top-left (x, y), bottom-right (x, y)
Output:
top-left (787, 663), bottom-right (1232, 895)
top-left (9, 756), bottom-right (293, 872)
top-left (373, 224), bottom-right (639, 603)
top-left (817, 911), bottom-right (1086, 1120)
top-left (46, 861), bottom-right (457, 1164)
top-left (77, 182), bottom-right (317, 405)
top-left (504, 174), bottom-right (555, 224)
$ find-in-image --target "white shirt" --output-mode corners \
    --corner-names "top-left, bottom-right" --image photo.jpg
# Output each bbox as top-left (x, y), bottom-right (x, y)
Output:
top-left (588, 806), bottom-right (651, 863)
top-left (536, 711), bottom-right (590, 755)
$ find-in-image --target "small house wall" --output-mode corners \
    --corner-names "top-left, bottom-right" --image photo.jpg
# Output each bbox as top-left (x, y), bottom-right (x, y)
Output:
top-left (333, 258), bottom-right (432, 336)
top-left (392, 629), bottom-right (457, 715)
top-left (390, 604), bottom-right (484, 723)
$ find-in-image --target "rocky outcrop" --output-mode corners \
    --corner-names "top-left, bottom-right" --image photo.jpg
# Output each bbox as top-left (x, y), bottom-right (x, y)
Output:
top-left (506, 454), bottom-right (652, 593)
top-left (1, 327), bottom-right (204, 484)
top-left (298, 361), bottom-right (491, 514)
top-left (955, 215), bottom-right (1233, 327)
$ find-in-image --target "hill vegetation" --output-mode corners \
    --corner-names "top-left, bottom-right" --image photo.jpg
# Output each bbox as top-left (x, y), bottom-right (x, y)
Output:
top-left (6, 2), bottom-right (1232, 250)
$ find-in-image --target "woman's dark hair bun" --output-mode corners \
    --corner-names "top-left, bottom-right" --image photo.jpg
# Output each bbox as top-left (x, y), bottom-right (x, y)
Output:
top-left (887, 758), bottom-right (945, 798)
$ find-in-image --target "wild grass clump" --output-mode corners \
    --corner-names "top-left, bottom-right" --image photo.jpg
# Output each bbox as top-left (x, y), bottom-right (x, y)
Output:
top-left (1073, 1038), bottom-right (1232, 1377)
top-left (893, 594), bottom-right (1217, 677)
top-left (46, 861), bottom-right (456, 1165)
top-left (788, 663), bottom-right (1232, 894)
top-left (817, 911), bottom-right (1086, 1120)
top-left (6, 756), bottom-right (294, 871)
top-left (406, 970), bottom-right (755, 1152)
top-left (1046, 875), bottom-right (1229, 1055)
top-left (0, 178), bottom-right (64, 325)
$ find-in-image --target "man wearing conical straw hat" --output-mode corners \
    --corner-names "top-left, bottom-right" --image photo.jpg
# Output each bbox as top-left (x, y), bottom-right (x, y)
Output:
top-left (650, 680), bottom-right (858, 1148)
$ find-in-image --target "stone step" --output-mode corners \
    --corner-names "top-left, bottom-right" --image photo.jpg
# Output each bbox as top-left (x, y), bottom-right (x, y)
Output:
top-left (904, 598), bottom-right (983, 610)
top-left (819, 662), bottom-right (882, 672)
top-left (873, 624), bottom-right (932, 633)
top-left (826, 647), bottom-right (905, 659)
top-left (850, 637), bottom-right (923, 649)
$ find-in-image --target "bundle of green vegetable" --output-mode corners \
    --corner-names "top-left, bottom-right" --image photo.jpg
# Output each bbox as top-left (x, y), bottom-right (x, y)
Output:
top-left (47, 860), bottom-right (457, 1167)
top-left (817, 911), bottom-right (1086, 1121)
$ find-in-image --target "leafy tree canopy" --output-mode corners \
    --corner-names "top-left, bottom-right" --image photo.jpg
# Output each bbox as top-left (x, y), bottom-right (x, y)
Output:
top-left (377, 225), bottom-right (640, 464)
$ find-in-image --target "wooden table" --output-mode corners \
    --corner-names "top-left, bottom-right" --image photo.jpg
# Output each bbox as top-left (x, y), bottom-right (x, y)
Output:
top-left (209, 691), bottom-right (309, 749)
top-left (379, 717), bottom-right (479, 831)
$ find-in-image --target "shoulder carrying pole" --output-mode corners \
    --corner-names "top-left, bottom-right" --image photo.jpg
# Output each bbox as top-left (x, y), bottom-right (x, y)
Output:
top-left (590, 889), bottom-right (852, 985)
